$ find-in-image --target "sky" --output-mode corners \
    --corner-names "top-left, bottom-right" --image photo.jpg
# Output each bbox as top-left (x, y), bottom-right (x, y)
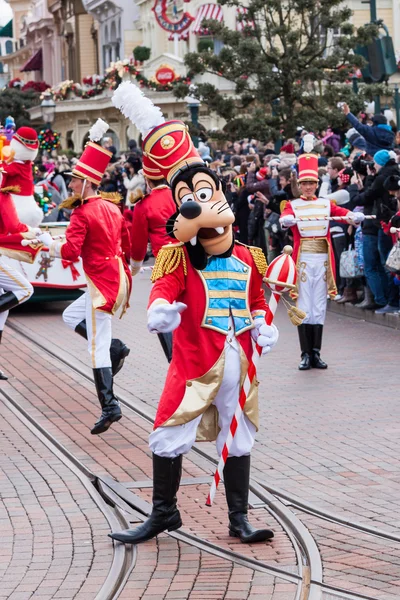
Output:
top-left (0, 0), bottom-right (13, 26)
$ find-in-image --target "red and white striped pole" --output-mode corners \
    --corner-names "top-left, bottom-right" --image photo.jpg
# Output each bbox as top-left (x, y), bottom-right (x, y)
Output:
top-left (206, 246), bottom-right (297, 507)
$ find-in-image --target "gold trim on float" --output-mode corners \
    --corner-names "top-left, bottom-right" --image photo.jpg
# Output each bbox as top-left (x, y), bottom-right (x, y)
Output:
top-left (0, 247), bottom-right (37, 264)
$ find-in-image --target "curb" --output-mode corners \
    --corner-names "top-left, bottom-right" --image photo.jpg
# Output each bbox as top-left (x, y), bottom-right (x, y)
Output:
top-left (327, 299), bottom-right (400, 330)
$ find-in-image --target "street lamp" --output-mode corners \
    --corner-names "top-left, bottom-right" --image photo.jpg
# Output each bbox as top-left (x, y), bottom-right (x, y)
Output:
top-left (40, 93), bottom-right (56, 129)
top-left (185, 95), bottom-right (200, 148)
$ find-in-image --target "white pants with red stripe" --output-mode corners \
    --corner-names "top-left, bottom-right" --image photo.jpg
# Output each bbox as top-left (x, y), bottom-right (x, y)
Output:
top-left (297, 252), bottom-right (328, 325)
top-left (0, 258), bottom-right (34, 330)
top-left (149, 339), bottom-right (256, 459)
top-left (62, 291), bottom-right (112, 369)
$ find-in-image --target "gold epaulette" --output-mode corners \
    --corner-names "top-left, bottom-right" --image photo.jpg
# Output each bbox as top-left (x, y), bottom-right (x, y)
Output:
top-left (280, 200), bottom-right (288, 213)
top-left (329, 199), bottom-right (337, 206)
top-left (100, 192), bottom-right (123, 204)
top-left (236, 241), bottom-right (268, 276)
top-left (151, 242), bottom-right (187, 282)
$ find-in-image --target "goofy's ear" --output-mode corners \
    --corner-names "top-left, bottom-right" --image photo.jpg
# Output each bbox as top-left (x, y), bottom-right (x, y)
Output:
top-left (166, 211), bottom-right (180, 238)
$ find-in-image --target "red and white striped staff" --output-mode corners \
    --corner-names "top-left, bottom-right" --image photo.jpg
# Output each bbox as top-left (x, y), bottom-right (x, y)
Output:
top-left (293, 215), bottom-right (376, 223)
top-left (206, 246), bottom-right (298, 507)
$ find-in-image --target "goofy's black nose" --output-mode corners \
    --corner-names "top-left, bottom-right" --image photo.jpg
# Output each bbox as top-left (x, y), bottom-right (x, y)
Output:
top-left (179, 201), bottom-right (202, 219)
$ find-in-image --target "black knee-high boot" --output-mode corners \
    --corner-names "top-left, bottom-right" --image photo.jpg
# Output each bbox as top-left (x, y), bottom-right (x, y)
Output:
top-left (91, 368), bottom-right (122, 435)
top-left (0, 291), bottom-right (20, 313)
top-left (224, 455), bottom-right (274, 543)
top-left (75, 320), bottom-right (130, 376)
top-left (298, 324), bottom-right (312, 370)
top-left (311, 324), bottom-right (328, 369)
top-left (109, 454), bottom-right (182, 544)
top-left (0, 331), bottom-right (8, 380)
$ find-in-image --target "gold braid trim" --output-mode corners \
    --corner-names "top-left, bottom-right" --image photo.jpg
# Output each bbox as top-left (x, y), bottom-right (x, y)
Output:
top-left (1, 185), bottom-right (21, 193)
top-left (100, 192), bottom-right (123, 204)
top-left (249, 245), bottom-right (268, 276)
top-left (280, 200), bottom-right (288, 214)
top-left (59, 194), bottom-right (83, 209)
top-left (151, 243), bottom-right (187, 282)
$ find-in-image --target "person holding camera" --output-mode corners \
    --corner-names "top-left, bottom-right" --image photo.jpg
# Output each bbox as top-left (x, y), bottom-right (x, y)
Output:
top-left (342, 104), bottom-right (395, 156)
top-left (123, 156), bottom-right (146, 208)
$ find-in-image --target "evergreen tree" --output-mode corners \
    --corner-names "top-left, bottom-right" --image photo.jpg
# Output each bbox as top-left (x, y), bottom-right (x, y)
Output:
top-left (0, 88), bottom-right (38, 128)
top-left (174, 0), bottom-right (381, 138)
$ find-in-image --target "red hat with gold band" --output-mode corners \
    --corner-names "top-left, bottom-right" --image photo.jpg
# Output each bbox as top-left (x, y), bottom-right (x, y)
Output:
top-left (66, 119), bottom-right (111, 185)
top-left (298, 153), bottom-right (319, 182)
top-left (13, 127), bottom-right (39, 150)
top-left (143, 121), bottom-right (204, 184)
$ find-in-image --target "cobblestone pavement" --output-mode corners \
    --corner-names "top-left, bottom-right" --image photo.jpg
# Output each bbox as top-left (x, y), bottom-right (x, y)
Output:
top-left (1, 270), bottom-right (400, 598)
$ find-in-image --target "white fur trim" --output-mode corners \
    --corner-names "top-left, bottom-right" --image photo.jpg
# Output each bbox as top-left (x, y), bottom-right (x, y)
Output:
top-left (89, 118), bottom-right (109, 142)
top-left (112, 81), bottom-right (165, 138)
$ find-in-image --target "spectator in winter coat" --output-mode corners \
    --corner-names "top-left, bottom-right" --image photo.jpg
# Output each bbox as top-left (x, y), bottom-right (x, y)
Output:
top-left (342, 103), bottom-right (395, 156)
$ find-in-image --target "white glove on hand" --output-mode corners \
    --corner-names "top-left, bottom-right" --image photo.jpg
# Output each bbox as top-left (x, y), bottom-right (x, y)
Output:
top-left (280, 215), bottom-right (297, 228)
top-left (251, 317), bottom-right (266, 343)
top-left (321, 174), bottom-right (330, 184)
top-left (348, 211), bottom-right (365, 225)
top-left (256, 323), bottom-right (279, 355)
top-left (130, 259), bottom-right (143, 277)
top-left (37, 232), bottom-right (54, 247)
top-left (147, 301), bottom-right (187, 334)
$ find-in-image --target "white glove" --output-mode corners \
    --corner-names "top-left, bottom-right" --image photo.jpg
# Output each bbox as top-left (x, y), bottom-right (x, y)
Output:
top-left (251, 317), bottom-right (265, 342)
top-left (348, 211), bottom-right (365, 225)
top-left (321, 174), bottom-right (330, 184)
top-left (256, 323), bottom-right (279, 355)
top-left (280, 215), bottom-right (297, 228)
top-left (147, 301), bottom-right (187, 334)
top-left (37, 232), bottom-right (54, 247)
top-left (130, 259), bottom-right (143, 277)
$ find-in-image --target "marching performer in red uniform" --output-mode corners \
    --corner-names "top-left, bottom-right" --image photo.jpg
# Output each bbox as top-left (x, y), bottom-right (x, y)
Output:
top-left (110, 82), bottom-right (279, 546)
top-left (280, 154), bottom-right (364, 370)
top-left (38, 120), bottom-right (132, 434)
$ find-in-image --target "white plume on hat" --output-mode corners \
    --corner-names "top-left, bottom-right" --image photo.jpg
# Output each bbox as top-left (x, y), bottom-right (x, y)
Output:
top-left (364, 101), bottom-right (375, 114)
top-left (112, 81), bottom-right (165, 138)
top-left (384, 109), bottom-right (394, 122)
top-left (303, 133), bottom-right (315, 153)
top-left (89, 118), bottom-right (109, 142)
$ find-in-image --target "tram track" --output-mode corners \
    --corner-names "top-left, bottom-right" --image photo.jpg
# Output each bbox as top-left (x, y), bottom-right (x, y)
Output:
top-left (6, 318), bottom-right (400, 600)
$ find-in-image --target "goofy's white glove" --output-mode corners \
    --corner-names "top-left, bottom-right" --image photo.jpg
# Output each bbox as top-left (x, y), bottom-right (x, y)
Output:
top-left (130, 259), bottom-right (143, 277)
top-left (37, 231), bottom-right (54, 247)
top-left (251, 320), bottom-right (279, 355)
top-left (348, 211), bottom-right (365, 225)
top-left (280, 214), bottom-right (297, 229)
top-left (147, 301), bottom-right (187, 334)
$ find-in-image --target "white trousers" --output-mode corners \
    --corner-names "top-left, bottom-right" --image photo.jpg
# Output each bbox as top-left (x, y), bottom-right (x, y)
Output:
top-left (0, 259), bottom-right (33, 331)
top-left (149, 340), bottom-right (257, 459)
top-left (297, 253), bottom-right (328, 325)
top-left (63, 291), bottom-right (112, 368)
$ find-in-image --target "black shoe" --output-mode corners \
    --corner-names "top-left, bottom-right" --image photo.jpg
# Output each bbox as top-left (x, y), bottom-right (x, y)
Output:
top-left (224, 456), bottom-right (274, 543)
top-left (297, 324), bottom-right (312, 370)
top-left (299, 353), bottom-right (311, 370)
top-left (311, 325), bottom-right (328, 369)
top-left (91, 367), bottom-right (122, 435)
top-left (157, 332), bottom-right (173, 363)
top-left (0, 292), bottom-right (20, 313)
top-left (75, 320), bottom-right (130, 376)
top-left (109, 454), bottom-right (183, 544)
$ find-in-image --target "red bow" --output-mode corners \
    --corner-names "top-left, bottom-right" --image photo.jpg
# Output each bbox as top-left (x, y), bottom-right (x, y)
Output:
top-left (62, 259), bottom-right (80, 281)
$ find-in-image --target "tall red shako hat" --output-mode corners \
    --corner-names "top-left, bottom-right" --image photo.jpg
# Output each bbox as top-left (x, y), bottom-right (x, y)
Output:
top-left (297, 153), bottom-right (319, 183)
top-left (67, 119), bottom-right (112, 185)
top-left (112, 82), bottom-right (204, 184)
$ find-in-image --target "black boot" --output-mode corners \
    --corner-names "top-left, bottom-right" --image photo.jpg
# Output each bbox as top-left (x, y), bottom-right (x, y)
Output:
top-left (0, 331), bottom-right (7, 380)
top-left (224, 455), bottom-right (274, 543)
top-left (157, 332), bottom-right (173, 363)
top-left (0, 292), bottom-right (20, 313)
top-left (75, 320), bottom-right (130, 376)
top-left (91, 367), bottom-right (122, 435)
top-left (311, 325), bottom-right (328, 369)
top-left (109, 454), bottom-right (182, 544)
top-left (298, 324), bottom-right (311, 370)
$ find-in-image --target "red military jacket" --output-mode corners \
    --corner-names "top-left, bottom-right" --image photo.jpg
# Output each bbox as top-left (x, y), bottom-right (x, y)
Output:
top-left (149, 242), bottom-right (268, 430)
top-left (130, 185), bottom-right (176, 261)
top-left (55, 196), bottom-right (132, 314)
top-left (0, 192), bottom-right (29, 235)
top-left (0, 191), bottom-right (40, 263)
top-left (0, 161), bottom-right (34, 195)
top-left (281, 196), bottom-right (350, 299)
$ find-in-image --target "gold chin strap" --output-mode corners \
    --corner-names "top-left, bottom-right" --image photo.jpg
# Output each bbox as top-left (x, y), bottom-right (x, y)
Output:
top-left (81, 179), bottom-right (87, 198)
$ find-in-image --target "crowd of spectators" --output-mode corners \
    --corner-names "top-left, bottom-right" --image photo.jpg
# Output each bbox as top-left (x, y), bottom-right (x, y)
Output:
top-left (33, 104), bottom-right (400, 314)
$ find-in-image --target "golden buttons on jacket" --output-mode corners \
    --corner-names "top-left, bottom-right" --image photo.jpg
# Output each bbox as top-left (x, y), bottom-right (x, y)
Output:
top-left (207, 318), bottom-right (212, 324)
top-left (186, 381), bottom-right (192, 387)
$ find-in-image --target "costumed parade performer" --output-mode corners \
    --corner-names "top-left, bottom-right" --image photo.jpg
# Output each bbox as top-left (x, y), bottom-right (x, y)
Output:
top-left (1, 126), bottom-right (44, 227)
top-left (280, 153), bottom-right (364, 370)
top-left (109, 82), bottom-right (279, 545)
top-left (0, 168), bottom-right (43, 378)
top-left (130, 158), bottom-right (176, 361)
top-left (37, 119), bottom-right (132, 435)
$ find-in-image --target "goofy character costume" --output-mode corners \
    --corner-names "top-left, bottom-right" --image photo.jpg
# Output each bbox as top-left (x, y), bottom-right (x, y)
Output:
top-left (37, 120), bottom-right (132, 435)
top-left (280, 154), bottom-right (364, 370)
top-left (109, 82), bottom-right (278, 546)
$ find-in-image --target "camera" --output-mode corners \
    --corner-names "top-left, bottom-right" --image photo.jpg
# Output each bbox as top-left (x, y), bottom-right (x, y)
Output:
top-left (360, 159), bottom-right (375, 169)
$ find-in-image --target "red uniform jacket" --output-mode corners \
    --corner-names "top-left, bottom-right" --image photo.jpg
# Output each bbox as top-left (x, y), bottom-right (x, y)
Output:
top-left (149, 243), bottom-right (268, 430)
top-left (130, 186), bottom-right (176, 261)
top-left (0, 161), bottom-right (34, 195)
top-left (59, 196), bottom-right (132, 314)
top-left (0, 192), bottom-right (29, 235)
top-left (281, 198), bottom-right (349, 298)
top-left (0, 192), bottom-right (38, 263)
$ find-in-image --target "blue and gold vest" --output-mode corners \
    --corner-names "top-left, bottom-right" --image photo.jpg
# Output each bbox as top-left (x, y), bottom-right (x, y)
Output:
top-left (198, 255), bottom-right (253, 335)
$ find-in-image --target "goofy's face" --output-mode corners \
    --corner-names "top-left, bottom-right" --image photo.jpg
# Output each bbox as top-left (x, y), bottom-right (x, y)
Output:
top-left (172, 168), bottom-right (235, 256)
